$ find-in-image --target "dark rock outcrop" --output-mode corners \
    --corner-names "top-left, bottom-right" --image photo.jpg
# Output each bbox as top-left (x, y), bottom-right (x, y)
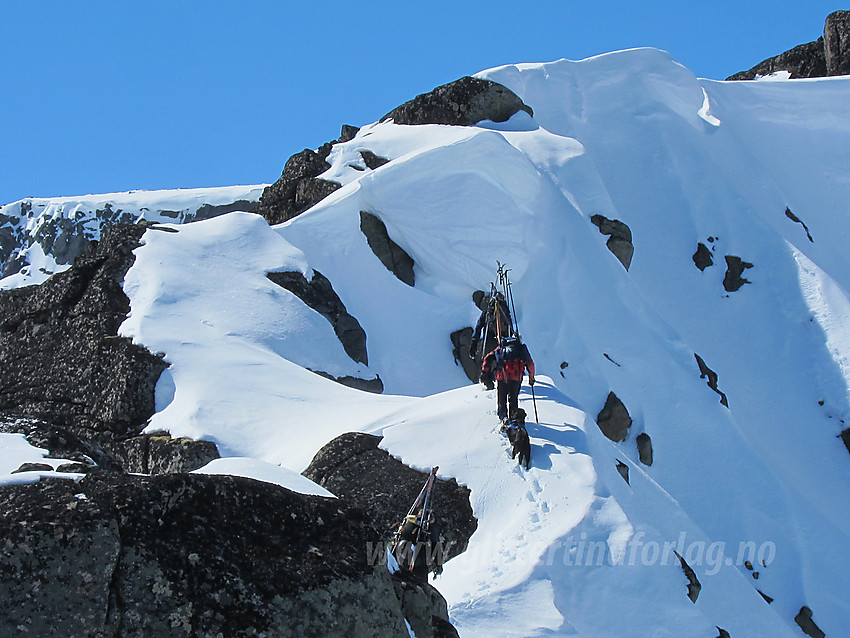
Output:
top-left (716, 627), bottom-right (731, 638)
top-left (450, 327), bottom-right (481, 383)
top-left (674, 551), bottom-right (702, 603)
top-left (267, 269), bottom-right (369, 365)
top-left (728, 10), bottom-right (850, 80)
top-left (116, 433), bottom-right (220, 474)
top-left (382, 76), bottom-right (533, 126)
top-left (257, 146), bottom-right (341, 225)
top-left (0, 223), bottom-right (167, 440)
top-left (840, 428), bottom-right (850, 455)
top-left (727, 40), bottom-right (827, 80)
top-left (360, 211), bottom-right (416, 286)
top-left (795, 606), bottom-right (826, 638)
top-left (616, 460), bottom-right (630, 484)
top-left (825, 10), bottom-right (850, 75)
top-left (303, 432), bottom-right (477, 562)
top-left (636, 432), bottom-right (653, 466)
top-left (596, 392), bottom-right (632, 442)
top-left (723, 255), bottom-right (753, 292)
top-left (694, 353), bottom-right (729, 407)
top-left (392, 576), bottom-right (460, 638)
top-left (693, 242), bottom-right (714, 271)
top-left (591, 214), bottom-right (634, 270)
top-left (0, 472), bottom-right (410, 637)
top-left (310, 369), bottom-right (384, 394)
top-left (785, 207), bottom-right (814, 242)
top-left (361, 150), bottom-right (390, 170)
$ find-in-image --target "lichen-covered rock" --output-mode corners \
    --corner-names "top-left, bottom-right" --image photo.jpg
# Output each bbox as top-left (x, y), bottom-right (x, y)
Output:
top-left (360, 211), bottom-right (415, 286)
top-left (382, 76), bottom-right (533, 126)
top-left (0, 472), bottom-right (410, 638)
top-left (303, 432), bottom-right (477, 561)
top-left (267, 270), bottom-right (369, 365)
top-left (596, 392), bottom-right (632, 442)
top-left (116, 433), bottom-right (220, 474)
top-left (0, 224), bottom-right (167, 440)
top-left (392, 575), bottom-right (459, 638)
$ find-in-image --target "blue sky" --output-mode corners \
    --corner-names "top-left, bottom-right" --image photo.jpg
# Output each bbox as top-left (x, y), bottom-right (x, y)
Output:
top-left (1, 1), bottom-right (845, 204)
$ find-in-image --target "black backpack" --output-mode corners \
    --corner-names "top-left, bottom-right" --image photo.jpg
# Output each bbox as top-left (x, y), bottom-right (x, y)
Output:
top-left (495, 337), bottom-right (526, 368)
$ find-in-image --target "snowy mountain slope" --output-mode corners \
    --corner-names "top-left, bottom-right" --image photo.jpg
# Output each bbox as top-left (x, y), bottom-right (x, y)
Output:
top-left (0, 185), bottom-right (264, 289)
top-left (4, 47), bottom-right (849, 636)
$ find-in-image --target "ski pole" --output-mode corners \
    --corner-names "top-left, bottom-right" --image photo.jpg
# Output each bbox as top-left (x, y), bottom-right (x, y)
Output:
top-left (531, 382), bottom-right (539, 423)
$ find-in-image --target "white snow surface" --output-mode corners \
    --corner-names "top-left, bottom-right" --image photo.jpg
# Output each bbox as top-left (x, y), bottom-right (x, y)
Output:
top-left (4, 48), bottom-right (849, 636)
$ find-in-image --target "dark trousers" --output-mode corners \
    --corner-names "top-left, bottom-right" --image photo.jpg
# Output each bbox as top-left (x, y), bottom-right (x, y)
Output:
top-left (497, 379), bottom-right (522, 420)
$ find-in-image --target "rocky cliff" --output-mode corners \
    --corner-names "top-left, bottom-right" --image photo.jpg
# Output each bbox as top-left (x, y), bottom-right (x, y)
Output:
top-left (728, 10), bottom-right (850, 79)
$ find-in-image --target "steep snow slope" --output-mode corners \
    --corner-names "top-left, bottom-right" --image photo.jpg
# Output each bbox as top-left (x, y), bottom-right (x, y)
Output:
top-left (35, 48), bottom-right (848, 635)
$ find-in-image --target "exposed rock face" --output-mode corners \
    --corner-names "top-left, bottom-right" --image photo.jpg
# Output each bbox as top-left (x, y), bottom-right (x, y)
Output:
top-left (727, 40), bottom-right (827, 80)
top-left (785, 207), bottom-right (814, 242)
top-left (616, 460), bottom-right (630, 484)
top-left (0, 472), bottom-right (410, 637)
top-left (257, 125), bottom-right (363, 226)
top-left (825, 10), bottom-right (850, 75)
top-left (309, 369), bottom-right (384, 394)
top-left (257, 145), bottom-right (342, 225)
top-left (303, 432), bottom-right (478, 562)
top-left (674, 551), bottom-right (701, 603)
top-left (795, 605), bottom-right (826, 638)
top-left (359, 211), bottom-right (416, 286)
top-left (0, 223), bottom-right (167, 440)
top-left (636, 432), bottom-right (653, 466)
top-left (591, 214), bottom-right (634, 270)
top-left (723, 255), bottom-right (753, 292)
top-left (116, 433), bottom-right (220, 474)
top-left (694, 353), bottom-right (729, 407)
top-left (0, 195), bottom-right (261, 280)
top-left (267, 269), bottom-right (369, 365)
top-left (360, 150), bottom-right (390, 170)
top-left (382, 76), bottom-right (533, 126)
top-left (728, 10), bottom-right (850, 79)
top-left (596, 392), bottom-right (632, 442)
top-left (450, 327), bottom-right (480, 383)
top-left (392, 575), bottom-right (460, 638)
top-left (693, 242), bottom-right (714, 271)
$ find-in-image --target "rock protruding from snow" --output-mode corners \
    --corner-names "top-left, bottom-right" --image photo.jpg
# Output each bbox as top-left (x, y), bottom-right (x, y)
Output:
top-left (636, 432), bottom-right (653, 466)
top-left (450, 327), bottom-right (480, 383)
top-left (0, 472), bottom-right (411, 637)
top-left (257, 145), bottom-right (341, 225)
top-left (795, 606), bottom-right (826, 638)
top-left (359, 211), bottom-right (416, 286)
top-left (0, 223), bottom-right (167, 438)
top-left (694, 353), bottom-right (729, 407)
top-left (674, 551), bottom-right (702, 603)
top-left (785, 207), bottom-right (814, 243)
top-left (381, 76), bottom-right (533, 127)
top-left (723, 255), bottom-right (753, 292)
top-left (693, 242), bottom-right (714, 271)
top-left (116, 433), bottom-right (220, 474)
top-left (596, 392), bottom-right (632, 442)
top-left (727, 10), bottom-right (850, 79)
top-left (267, 270), bottom-right (369, 365)
top-left (303, 432), bottom-right (477, 562)
top-left (591, 214), bottom-right (634, 270)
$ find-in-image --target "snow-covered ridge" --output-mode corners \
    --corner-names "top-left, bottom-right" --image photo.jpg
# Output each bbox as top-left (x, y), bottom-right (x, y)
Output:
top-left (0, 185), bottom-right (265, 289)
top-left (4, 47), bottom-right (850, 636)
